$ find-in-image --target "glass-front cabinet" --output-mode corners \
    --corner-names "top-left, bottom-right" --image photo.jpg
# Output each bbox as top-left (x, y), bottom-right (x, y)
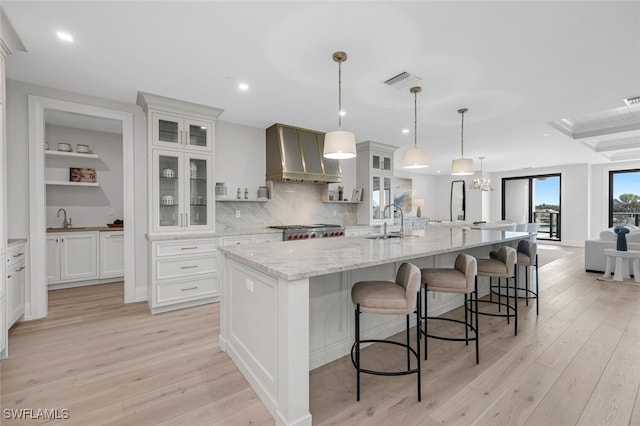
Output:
top-left (372, 176), bottom-right (392, 221)
top-left (152, 112), bottom-right (213, 152)
top-left (153, 150), bottom-right (213, 233)
top-left (356, 141), bottom-right (397, 225)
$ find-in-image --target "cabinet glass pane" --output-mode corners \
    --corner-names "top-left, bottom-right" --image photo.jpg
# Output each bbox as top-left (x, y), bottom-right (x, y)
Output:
top-left (159, 119), bottom-right (180, 144)
top-left (189, 158), bottom-right (208, 226)
top-left (159, 155), bottom-right (180, 227)
top-left (189, 124), bottom-right (208, 147)
top-left (383, 177), bottom-right (391, 212)
top-left (372, 176), bottom-right (381, 220)
top-left (372, 155), bottom-right (380, 170)
top-left (383, 157), bottom-right (391, 171)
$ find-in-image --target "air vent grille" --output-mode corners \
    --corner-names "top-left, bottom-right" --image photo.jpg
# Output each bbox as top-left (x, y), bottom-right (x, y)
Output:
top-left (623, 96), bottom-right (640, 106)
top-left (384, 72), bottom-right (422, 89)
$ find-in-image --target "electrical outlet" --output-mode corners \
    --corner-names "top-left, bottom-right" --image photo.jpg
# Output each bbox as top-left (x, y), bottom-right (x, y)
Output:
top-left (235, 209), bottom-right (241, 218)
top-left (245, 279), bottom-right (254, 293)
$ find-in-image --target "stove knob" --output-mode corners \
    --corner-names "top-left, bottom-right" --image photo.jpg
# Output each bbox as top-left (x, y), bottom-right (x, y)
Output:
top-left (288, 235), bottom-right (293, 240)
top-left (311, 233), bottom-right (316, 238)
top-left (293, 235), bottom-right (298, 240)
top-left (304, 233), bottom-right (309, 239)
top-left (338, 231), bottom-right (344, 236)
top-left (323, 232), bottom-right (328, 237)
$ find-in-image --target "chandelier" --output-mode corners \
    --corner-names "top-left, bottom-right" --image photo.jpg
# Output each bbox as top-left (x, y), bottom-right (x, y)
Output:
top-left (469, 156), bottom-right (494, 191)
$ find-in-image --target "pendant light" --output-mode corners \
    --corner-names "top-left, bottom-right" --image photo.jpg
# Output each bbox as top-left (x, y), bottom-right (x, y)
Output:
top-left (451, 108), bottom-right (474, 175)
top-left (324, 51), bottom-right (356, 159)
top-left (470, 156), bottom-right (494, 191)
top-left (402, 86), bottom-right (429, 169)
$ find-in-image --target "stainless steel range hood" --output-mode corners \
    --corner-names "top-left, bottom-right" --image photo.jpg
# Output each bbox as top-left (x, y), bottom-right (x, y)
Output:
top-left (266, 123), bottom-right (342, 183)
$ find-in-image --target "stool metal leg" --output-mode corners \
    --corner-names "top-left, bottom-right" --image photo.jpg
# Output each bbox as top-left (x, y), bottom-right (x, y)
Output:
top-left (475, 280), bottom-right (479, 364)
top-left (416, 291), bottom-right (422, 402)
top-left (535, 254), bottom-right (540, 315)
top-left (406, 314), bottom-right (411, 369)
top-left (514, 272), bottom-right (518, 336)
top-left (464, 294), bottom-right (469, 346)
top-left (355, 304), bottom-right (361, 401)
top-left (424, 289), bottom-right (428, 361)
top-left (525, 264), bottom-right (530, 306)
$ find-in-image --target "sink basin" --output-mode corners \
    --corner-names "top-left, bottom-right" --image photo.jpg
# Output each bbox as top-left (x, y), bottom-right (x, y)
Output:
top-left (47, 227), bottom-right (88, 231)
top-left (365, 234), bottom-right (403, 240)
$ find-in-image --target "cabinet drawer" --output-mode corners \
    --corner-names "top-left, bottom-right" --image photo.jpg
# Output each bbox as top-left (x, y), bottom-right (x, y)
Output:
top-left (156, 254), bottom-right (218, 281)
top-left (7, 245), bottom-right (26, 267)
top-left (222, 236), bottom-right (253, 246)
top-left (155, 239), bottom-right (219, 257)
top-left (253, 234), bottom-right (281, 244)
top-left (156, 276), bottom-right (218, 304)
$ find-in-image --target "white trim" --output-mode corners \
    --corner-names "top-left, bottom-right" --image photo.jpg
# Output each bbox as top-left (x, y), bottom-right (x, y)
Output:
top-left (28, 96), bottom-right (136, 319)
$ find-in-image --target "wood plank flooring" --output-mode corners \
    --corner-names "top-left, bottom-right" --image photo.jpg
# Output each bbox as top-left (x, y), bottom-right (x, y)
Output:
top-left (1, 246), bottom-right (639, 425)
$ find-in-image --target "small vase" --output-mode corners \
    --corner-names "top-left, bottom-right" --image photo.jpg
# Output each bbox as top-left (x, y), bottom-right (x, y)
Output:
top-left (614, 226), bottom-right (630, 251)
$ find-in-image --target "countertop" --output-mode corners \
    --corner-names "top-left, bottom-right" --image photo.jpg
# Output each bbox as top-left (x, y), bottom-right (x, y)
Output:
top-left (145, 227), bottom-right (282, 242)
top-left (219, 228), bottom-right (530, 281)
top-left (46, 226), bottom-right (123, 233)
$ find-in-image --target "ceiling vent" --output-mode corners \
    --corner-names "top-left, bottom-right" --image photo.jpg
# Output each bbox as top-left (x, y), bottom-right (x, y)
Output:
top-left (384, 72), bottom-right (422, 90)
top-left (623, 96), bottom-right (640, 106)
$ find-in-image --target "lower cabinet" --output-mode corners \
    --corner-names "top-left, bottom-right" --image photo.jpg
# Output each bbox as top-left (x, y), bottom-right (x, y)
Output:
top-left (47, 232), bottom-right (98, 284)
top-left (0, 295), bottom-right (5, 359)
top-left (7, 242), bottom-right (26, 328)
top-left (100, 231), bottom-right (124, 279)
top-left (149, 238), bottom-right (220, 314)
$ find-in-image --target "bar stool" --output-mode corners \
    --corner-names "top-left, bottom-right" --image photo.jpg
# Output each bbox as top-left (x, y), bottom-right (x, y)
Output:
top-left (515, 240), bottom-right (539, 314)
top-left (351, 262), bottom-right (422, 401)
top-left (420, 253), bottom-right (479, 364)
top-left (470, 246), bottom-right (518, 336)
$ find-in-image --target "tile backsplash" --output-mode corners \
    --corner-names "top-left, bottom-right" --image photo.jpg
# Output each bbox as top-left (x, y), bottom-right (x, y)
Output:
top-left (215, 181), bottom-right (358, 232)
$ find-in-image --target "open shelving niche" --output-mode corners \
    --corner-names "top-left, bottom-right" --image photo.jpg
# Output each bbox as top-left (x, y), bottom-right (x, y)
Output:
top-left (215, 180), bottom-right (273, 202)
top-left (45, 149), bottom-right (101, 187)
top-left (321, 184), bottom-right (362, 204)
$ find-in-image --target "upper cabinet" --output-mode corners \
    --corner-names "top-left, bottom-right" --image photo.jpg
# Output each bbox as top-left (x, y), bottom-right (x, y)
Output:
top-left (152, 112), bottom-right (213, 152)
top-left (356, 141), bottom-right (398, 225)
top-left (138, 92), bottom-right (223, 235)
top-left (137, 92), bottom-right (223, 154)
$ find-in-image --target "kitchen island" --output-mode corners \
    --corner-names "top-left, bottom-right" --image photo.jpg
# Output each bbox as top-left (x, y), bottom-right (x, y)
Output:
top-left (219, 227), bottom-right (530, 426)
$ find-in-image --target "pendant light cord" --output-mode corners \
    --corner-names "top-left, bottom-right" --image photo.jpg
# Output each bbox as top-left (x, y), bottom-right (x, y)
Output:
top-left (337, 60), bottom-right (342, 129)
top-left (414, 90), bottom-right (418, 148)
top-left (460, 109), bottom-right (465, 157)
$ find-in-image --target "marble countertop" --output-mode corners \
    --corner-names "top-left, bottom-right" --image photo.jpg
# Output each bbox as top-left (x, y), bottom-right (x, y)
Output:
top-left (146, 227), bottom-right (282, 242)
top-left (46, 226), bottom-right (123, 233)
top-left (219, 228), bottom-right (530, 281)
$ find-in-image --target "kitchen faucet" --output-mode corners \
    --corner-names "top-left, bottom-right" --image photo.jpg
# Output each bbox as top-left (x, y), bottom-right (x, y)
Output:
top-left (57, 208), bottom-right (72, 228)
top-left (383, 203), bottom-right (404, 238)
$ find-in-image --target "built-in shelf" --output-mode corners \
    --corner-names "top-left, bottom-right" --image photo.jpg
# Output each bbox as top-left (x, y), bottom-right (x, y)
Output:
top-left (46, 181), bottom-right (100, 187)
top-left (322, 200), bottom-right (361, 204)
top-left (45, 150), bottom-right (99, 159)
top-left (216, 198), bottom-right (269, 202)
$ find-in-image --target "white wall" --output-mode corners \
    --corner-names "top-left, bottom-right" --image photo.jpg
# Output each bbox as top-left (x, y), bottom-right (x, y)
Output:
top-left (6, 79), bottom-right (148, 302)
top-left (45, 124), bottom-right (123, 228)
top-left (394, 170), bottom-right (439, 219)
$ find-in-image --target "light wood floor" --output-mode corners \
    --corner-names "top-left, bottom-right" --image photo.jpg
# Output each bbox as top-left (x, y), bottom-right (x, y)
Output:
top-left (2, 247), bottom-right (640, 425)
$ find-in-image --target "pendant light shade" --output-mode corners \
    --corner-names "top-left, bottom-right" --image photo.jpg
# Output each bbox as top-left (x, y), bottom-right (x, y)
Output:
top-left (402, 86), bottom-right (429, 169)
top-left (451, 108), bottom-right (474, 175)
top-left (323, 51), bottom-right (356, 159)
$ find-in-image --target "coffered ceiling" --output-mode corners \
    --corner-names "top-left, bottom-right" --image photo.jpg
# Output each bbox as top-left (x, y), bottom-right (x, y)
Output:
top-left (3, 1), bottom-right (640, 174)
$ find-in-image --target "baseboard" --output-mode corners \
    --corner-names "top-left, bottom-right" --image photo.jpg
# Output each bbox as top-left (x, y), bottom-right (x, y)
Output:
top-left (48, 277), bottom-right (123, 290)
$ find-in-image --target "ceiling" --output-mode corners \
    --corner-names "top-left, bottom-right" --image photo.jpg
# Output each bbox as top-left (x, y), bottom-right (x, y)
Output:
top-left (3, 1), bottom-right (640, 174)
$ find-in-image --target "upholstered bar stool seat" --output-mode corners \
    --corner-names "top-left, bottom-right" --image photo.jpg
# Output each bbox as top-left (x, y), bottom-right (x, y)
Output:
top-left (471, 246), bottom-right (518, 335)
top-left (421, 253), bottom-right (479, 363)
top-left (351, 263), bottom-right (422, 401)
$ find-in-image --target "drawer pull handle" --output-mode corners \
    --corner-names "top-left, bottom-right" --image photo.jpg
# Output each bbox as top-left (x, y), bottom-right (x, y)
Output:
top-left (180, 247), bottom-right (198, 250)
top-left (7, 275), bottom-right (11, 279)
top-left (17, 266), bottom-right (26, 272)
top-left (181, 265), bottom-right (198, 269)
top-left (14, 252), bottom-right (24, 258)
top-left (181, 286), bottom-right (198, 291)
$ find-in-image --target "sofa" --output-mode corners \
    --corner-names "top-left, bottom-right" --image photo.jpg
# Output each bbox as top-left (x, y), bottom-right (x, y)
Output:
top-left (584, 225), bottom-right (640, 272)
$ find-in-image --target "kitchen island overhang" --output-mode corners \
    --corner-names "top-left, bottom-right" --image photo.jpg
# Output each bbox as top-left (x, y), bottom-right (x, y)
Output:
top-left (219, 228), bottom-right (531, 426)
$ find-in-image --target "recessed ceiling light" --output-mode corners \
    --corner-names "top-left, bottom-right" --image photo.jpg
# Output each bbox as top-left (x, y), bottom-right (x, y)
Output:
top-left (560, 118), bottom-right (573, 126)
top-left (437, 170), bottom-right (441, 174)
top-left (56, 31), bottom-right (73, 43)
top-left (238, 82), bottom-right (249, 91)
top-left (402, 129), bottom-right (409, 134)
top-left (339, 110), bottom-right (346, 117)
top-left (543, 133), bottom-right (550, 137)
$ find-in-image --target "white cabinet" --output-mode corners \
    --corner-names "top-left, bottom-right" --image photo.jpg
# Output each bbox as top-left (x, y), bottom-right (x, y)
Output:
top-left (47, 232), bottom-right (98, 284)
top-left (222, 235), bottom-right (254, 246)
top-left (152, 150), bottom-right (213, 233)
top-left (356, 141), bottom-right (398, 225)
top-left (100, 231), bottom-right (124, 279)
top-left (252, 233), bottom-right (282, 244)
top-left (151, 112), bottom-right (213, 152)
top-left (6, 242), bottom-right (26, 327)
top-left (149, 238), bottom-right (220, 313)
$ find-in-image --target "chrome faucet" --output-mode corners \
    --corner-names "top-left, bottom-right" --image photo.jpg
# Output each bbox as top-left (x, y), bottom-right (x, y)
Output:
top-left (383, 203), bottom-right (404, 237)
top-left (57, 208), bottom-right (72, 228)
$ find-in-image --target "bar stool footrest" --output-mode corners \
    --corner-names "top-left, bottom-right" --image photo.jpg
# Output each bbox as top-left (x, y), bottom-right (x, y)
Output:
top-left (422, 316), bottom-right (477, 342)
top-left (467, 299), bottom-right (516, 318)
top-left (351, 340), bottom-right (420, 377)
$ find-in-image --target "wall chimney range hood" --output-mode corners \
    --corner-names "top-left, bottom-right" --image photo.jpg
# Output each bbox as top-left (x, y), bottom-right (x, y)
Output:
top-left (266, 123), bottom-right (343, 183)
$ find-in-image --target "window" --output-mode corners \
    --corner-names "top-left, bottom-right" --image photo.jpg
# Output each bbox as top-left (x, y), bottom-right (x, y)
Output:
top-left (609, 169), bottom-right (640, 227)
top-left (502, 174), bottom-right (561, 241)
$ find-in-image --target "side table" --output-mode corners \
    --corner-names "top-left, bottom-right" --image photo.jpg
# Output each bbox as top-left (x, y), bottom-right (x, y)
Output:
top-left (603, 249), bottom-right (640, 282)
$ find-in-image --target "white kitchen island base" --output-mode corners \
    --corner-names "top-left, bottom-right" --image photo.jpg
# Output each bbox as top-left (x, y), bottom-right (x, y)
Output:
top-left (219, 229), bottom-right (531, 425)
